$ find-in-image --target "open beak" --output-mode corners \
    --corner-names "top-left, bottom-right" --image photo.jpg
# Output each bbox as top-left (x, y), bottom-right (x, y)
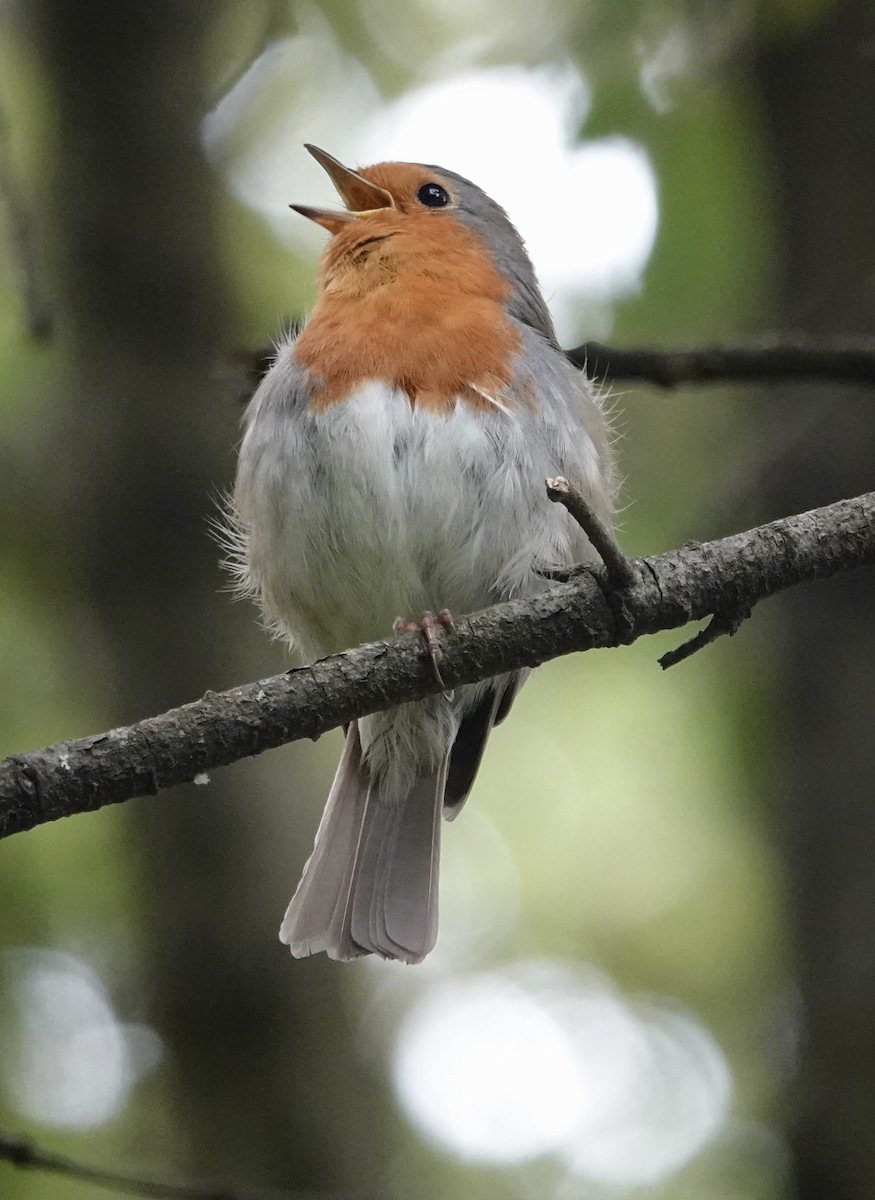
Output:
top-left (291, 144), bottom-right (395, 235)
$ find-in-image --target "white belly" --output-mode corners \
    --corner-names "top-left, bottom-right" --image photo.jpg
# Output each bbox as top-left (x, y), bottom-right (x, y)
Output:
top-left (235, 378), bottom-right (586, 660)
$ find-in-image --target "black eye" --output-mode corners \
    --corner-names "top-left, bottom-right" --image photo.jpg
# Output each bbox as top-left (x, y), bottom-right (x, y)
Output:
top-left (417, 182), bottom-right (450, 208)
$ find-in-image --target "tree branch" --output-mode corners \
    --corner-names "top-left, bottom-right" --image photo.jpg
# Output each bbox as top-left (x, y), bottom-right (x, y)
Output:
top-left (566, 337), bottom-right (875, 387)
top-left (1, 490), bottom-right (873, 839)
top-left (0, 1129), bottom-right (344, 1200)
top-left (225, 336), bottom-right (875, 401)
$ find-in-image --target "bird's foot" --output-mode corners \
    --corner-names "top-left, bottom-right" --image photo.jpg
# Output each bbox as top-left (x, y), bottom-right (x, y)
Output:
top-left (394, 609), bottom-right (456, 689)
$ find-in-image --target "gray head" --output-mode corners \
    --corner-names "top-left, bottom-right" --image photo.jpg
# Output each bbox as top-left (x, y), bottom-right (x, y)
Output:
top-left (424, 164), bottom-right (557, 345)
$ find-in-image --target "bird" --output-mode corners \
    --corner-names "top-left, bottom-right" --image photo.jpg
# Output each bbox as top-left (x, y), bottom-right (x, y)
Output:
top-left (229, 144), bottom-right (616, 964)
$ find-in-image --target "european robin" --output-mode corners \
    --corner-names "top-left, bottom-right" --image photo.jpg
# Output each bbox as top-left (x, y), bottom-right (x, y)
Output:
top-left (231, 145), bottom-right (616, 963)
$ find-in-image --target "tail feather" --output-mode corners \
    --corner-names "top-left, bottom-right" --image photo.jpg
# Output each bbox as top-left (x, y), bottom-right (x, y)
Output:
top-left (280, 722), bottom-right (445, 964)
top-left (279, 725), bottom-right (370, 960)
top-left (350, 764), bottom-right (444, 962)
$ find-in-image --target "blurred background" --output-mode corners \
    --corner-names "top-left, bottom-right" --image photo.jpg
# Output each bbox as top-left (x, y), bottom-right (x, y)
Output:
top-left (0, 1), bottom-right (873, 1198)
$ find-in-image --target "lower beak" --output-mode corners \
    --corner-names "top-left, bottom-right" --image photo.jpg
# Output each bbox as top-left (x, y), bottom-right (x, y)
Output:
top-left (289, 204), bottom-right (382, 236)
top-left (292, 144), bottom-right (395, 235)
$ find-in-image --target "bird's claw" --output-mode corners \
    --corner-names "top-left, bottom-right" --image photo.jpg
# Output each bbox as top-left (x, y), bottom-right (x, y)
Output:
top-left (394, 609), bottom-right (456, 690)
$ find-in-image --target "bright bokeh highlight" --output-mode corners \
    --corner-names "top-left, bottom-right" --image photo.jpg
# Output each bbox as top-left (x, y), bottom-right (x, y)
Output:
top-left (1, 949), bottom-right (162, 1129)
top-left (392, 962), bottom-right (731, 1185)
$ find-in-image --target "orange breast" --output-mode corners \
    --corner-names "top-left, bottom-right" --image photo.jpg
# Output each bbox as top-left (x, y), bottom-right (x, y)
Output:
top-left (294, 207), bottom-right (522, 414)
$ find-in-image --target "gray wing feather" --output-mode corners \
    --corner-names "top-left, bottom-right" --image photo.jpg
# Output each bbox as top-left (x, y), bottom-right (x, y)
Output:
top-left (444, 670), bottom-right (530, 819)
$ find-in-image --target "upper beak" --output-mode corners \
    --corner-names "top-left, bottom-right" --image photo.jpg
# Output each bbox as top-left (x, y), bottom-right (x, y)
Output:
top-left (292, 144), bottom-right (395, 234)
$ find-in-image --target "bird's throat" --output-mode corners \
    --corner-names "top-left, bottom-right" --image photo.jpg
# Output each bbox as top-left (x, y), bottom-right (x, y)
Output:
top-left (295, 273), bottom-right (521, 414)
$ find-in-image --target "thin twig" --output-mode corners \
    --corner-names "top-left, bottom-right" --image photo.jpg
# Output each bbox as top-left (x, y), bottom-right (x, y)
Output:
top-left (546, 477), bottom-right (755, 663)
top-left (658, 603), bottom-right (753, 669)
top-left (1, 490), bottom-right (873, 838)
top-left (566, 337), bottom-right (875, 387)
top-left (545, 476), bottom-right (637, 587)
top-left (0, 1130), bottom-right (343, 1200)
